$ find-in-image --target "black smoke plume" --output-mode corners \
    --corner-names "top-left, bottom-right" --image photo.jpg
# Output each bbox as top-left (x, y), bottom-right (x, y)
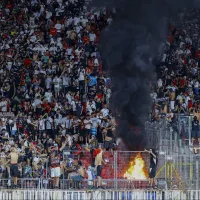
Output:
top-left (90, 0), bottom-right (194, 150)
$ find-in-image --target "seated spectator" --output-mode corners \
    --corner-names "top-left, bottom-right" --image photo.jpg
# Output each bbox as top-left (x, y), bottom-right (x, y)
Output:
top-left (68, 160), bottom-right (85, 189)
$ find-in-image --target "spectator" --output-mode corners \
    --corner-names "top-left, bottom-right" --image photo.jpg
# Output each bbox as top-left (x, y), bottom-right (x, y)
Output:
top-left (191, 116), bottom-right (200, 145)
top-left (22, 161), bottom-right (33, 178)
top-left (50, 151), bottom-right (61, 189)
top-left (86, 165), bottom-right (96, 189)
top-left (94, 144), bottom-right (106, 189)
top-left (8, 147), bottom-right (23, 188)
top-left (69, 160), bottom-right (85, 189)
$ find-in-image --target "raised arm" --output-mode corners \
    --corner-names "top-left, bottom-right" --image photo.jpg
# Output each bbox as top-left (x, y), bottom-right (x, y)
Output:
top-left (144, 149), bottom-right (157, 158)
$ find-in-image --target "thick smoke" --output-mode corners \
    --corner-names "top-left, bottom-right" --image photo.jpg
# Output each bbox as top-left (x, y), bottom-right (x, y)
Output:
top-left (90, 0), bottom-right (193, 150)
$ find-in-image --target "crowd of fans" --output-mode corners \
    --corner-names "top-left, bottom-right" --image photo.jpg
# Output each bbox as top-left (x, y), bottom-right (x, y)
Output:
top-left (0, 0), bottom-right (116, 189)
top-left (2, 0), bottom-right (200, 190)
top-left (150, 9), bottom-right (200, 122)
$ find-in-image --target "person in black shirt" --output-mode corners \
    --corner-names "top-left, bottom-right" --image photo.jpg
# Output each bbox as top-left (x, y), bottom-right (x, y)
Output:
top-left (145, 148), bottom-right (158, 188)
top-left (191, 116), bottom-right (200, 145)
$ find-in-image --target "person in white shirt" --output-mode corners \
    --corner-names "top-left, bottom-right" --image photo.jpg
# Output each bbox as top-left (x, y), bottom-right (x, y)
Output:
top-left (83, 115), bottom-right (92, 140)
top-left (91, 101), bottom-right (96, 111)
top-left (86, 101), bottom-right (93, 115)
top-left (176, 93), bottom-right (183, 102)
top-left (101, 105), bottom-right (109, 117)
top-left (6, 61), bottom-right (13, 71)
top-left (46, 10), bottom-right (52, 20)
top-left (9, 119), bottom-right (17, 136)
top-left (44, 89), bottom-right (53, 103)
top-left (45, 75), bottom-right (52, 90)
top-left (194, 80), bottom-right (199, 95)
top-left (150, 92), bottom-right (158, 101)
top-left (157, 78), bottom-right (163, 89)
top-left (71, 99), bottom-right (77, 114)
top-left (61, 115), bottom-right (73, 130)
top-left (89, 32), bottom-right (96, 42)
top-left (38, 116), bottom-right (45, 138)
top-left (184, 94), bottom-right (190, 107)
top-left (66, 92), bottom-right (72, 103)
top-left (90, 114), bottom-right (101, 129)
top-left (62, 72), bottom-right (70, 94)
top-left (45, 116), bottom-right (53, 138)
top-left (78, 68), bottom-right (85, 94)
top-left (53, 75), bottom-right (62, 98)
top-left (0, 99), bottom-right (8, 112)
top-left (55, 22), bottom-right (62, 33)
top-left (73, 16), bottom-right (80, 26)
top-left (32, 96), bottom-right (42, 111)
top-left (86, 166), bottom-right (95, 189)
top-left (54, 114), bottom-right (62, 133)
top-left (80, 16), bottom-right (88, 27)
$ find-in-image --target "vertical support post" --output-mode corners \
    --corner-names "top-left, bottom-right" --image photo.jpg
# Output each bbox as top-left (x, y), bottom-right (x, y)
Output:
top-left (179, 139), bottom-right (182, 154)
top-left (196, 159), bottom-right (199, 190)
top-left (170, 130), bottom-right (173, 153)
top-left (188, 116), bottom-right (192, 146)
top-left (174, 132), bottom-right (177, 152)
top-left (114, 151), bottom-right (118, 189)
top-left (46, 158), bottom-right (48, 178)
top-left (179, 155), bottom-right (182, 182)
top-left (159, 129), bottom-right (162, 152)
top-left (164, 152), bottom-right (167, 189)
top-left (62, 151), bottom-right (65, 189)
top-left (189, 155), bottom-right (193, 189)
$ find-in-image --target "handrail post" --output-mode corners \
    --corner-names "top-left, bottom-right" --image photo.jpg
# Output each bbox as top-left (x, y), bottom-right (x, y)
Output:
top-left (114, 151), bottom-right (117, 189)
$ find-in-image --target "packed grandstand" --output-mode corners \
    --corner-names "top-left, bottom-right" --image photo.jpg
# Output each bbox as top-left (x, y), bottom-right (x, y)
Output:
top-left (0, 0), bottom-right (199, 192)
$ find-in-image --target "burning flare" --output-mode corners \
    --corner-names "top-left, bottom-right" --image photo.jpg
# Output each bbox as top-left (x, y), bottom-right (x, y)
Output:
top-left (124, 153), bottom-right (148, 180)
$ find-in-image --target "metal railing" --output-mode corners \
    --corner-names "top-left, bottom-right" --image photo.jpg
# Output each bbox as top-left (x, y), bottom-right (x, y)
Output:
top-left (145, 114), bottom-right (195, 154)
top-left (0, 189), bottom-right (189, 200)
top-left (0, 178), bottom-right (149, 190)
top-left (1, 150), bottom-right (199, 190)
top-left (145, 114), bottom-right (200, 190)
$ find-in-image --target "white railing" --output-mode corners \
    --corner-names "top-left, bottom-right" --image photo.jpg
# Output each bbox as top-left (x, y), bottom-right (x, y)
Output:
top-left (0, 189), bottom-right (192, 200)
top-left (0, 178), bottom-right (149, 190)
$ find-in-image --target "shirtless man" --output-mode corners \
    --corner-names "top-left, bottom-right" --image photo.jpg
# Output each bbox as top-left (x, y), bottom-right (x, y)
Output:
top-left (69, 161), bottom-right (85, 189)
top-left (8, 147), bottom-right (22, 188)
top-left (95, 144), bottom-right (106, 189)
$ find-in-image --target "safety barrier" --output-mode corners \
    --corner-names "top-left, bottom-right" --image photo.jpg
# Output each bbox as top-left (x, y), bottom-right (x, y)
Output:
top-left (0, 178), bottom-right (148, 190)
top-left (1, 153), bottom-right (198, 190)
top-left (144, 115), bottom-right (200, 190)
top-left (0, 189), bottom-right (189, 200)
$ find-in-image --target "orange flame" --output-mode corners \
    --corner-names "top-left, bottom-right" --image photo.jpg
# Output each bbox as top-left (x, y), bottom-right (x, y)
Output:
top-left (124, 153), bottom-right (148, 180)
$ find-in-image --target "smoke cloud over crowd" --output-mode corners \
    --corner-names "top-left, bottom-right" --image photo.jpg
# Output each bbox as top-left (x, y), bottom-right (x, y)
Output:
top-left (89, 0), bottom-right (198, 150)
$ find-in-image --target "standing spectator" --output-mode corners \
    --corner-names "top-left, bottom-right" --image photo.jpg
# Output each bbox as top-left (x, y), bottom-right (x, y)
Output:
top-left (94, 144), bottom-right (106, 189)
top-left (50, 151), bottom-right (61, 189)
top-left (83, 115), bottom-right (92, 142)
top-left (191, 116), bottom-right (200, 145)
top-left (8, 147), bottom-right (22, 188)
top-left (145, 148), bottom-right (158, 189)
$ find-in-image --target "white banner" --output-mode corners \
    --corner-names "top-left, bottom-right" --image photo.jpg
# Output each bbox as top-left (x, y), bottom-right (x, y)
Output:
top-left (0, 112), bottom-right (14, 117)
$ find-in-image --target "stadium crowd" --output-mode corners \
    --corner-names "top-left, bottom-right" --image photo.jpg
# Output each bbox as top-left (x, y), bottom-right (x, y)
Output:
top-left (1, 0), bottom-right (200, 190)
top-left (0, 0), bottom-right (116, 189)
top-left (150, 9), bottom-right (200, 122)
